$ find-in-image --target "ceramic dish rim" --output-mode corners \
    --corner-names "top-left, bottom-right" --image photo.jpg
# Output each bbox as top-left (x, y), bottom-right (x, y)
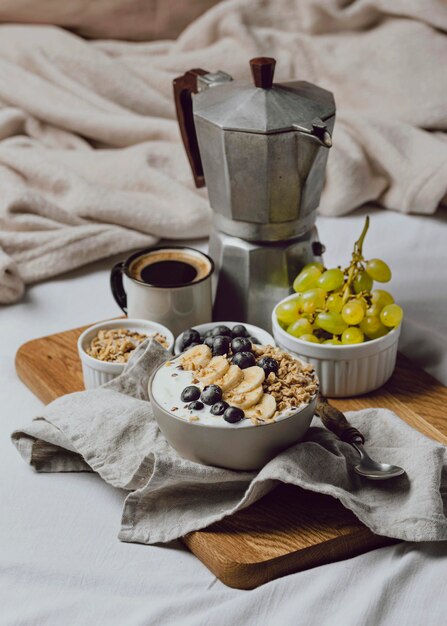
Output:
top-left (174, 321), bottom-right (275, 356)
top-left (272, 293), bottom-right (400, 355)
top-left (78, 318), bottom-right (175, 371)
top-left (148, 359), bottom-right (318, 430)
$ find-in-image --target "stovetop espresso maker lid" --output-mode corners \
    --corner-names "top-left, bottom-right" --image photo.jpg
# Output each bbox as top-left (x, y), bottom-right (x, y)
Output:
top-left (193, 57), bottom-right (335, 140)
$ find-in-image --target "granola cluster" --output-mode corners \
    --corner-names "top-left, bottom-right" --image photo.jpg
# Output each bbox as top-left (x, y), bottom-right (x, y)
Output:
top-left (87, 328), bottom-right (168, 363)
top-left (253, 345), bottom-right (318, 416)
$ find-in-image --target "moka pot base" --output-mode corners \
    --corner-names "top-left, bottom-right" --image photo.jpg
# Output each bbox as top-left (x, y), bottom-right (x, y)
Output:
top-left (210, 226), bottom-right (324, 330)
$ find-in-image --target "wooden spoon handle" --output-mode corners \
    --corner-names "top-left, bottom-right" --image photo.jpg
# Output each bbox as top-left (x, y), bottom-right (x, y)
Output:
top-left (315, 396), bottom-right (365, 445)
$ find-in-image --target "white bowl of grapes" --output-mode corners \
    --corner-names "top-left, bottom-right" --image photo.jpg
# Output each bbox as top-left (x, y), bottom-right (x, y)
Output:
top-left (272, 217), bottom-right (403, 397)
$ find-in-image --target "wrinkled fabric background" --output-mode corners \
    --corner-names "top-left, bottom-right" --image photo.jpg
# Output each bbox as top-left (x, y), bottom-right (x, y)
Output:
top-left (0, 0), bottom-right (446, 303)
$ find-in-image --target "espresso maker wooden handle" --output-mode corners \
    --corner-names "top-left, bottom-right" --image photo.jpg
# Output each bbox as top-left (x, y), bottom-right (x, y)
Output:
top-left (316, 396), bottom-right (365, 445)
top-left (173, 69), bottom-right (208, 188)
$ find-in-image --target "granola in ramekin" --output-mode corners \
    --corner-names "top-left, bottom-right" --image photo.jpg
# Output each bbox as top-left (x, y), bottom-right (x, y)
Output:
top-left (87, 328), bottom-right (168, 363)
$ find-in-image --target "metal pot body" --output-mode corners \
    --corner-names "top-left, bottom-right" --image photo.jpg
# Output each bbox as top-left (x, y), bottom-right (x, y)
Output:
top-left (194, 115), bottom-right (335, 242)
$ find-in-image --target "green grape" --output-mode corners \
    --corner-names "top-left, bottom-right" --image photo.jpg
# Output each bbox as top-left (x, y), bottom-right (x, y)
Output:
top-left (360, 315), bottom-right (388, 339)
top-left (368, 324), bottom-right (389, 340)
top-left (365, 259), bottom-right (391, 283)
top-left (317, 268), bottom-right (344, 292)
top-left (302, 262), bottom-right (325, 273)
top-left (353, 270), bottom-right (373, 294)
top-left (371, 289), bottom-right (394, 308)
top-left (323, 338), bottom-right (342, 345)
top-left (342, 327), bottom-right (364, 344)
top-left (326, 293), bottom-right (343, 313)
top-left (341, 300), bottom-right (365, 325)
top-left (293, 266), bottom-right (322, 293)
top-left (287, 318), bottom-right (313, 338)
top-left (380, 304), bottom-right (403, 328)
top-left (359, 315), bottom-right (381, 337)
top-left (357, 297), bottom-right (368, 312)
top-left (300, 288), bottom-right (326, 314)
top-left (367, 303), bottom-right (383, 318)
top-left (276, 299), bottom-right (300, 326)
top-left (315, 312), bottom-right (348, 335)
top-left (300, 333), bottom-right (320, 343)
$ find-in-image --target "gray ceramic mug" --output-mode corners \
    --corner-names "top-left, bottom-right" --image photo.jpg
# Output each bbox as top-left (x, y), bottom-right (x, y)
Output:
top-left (111, 246), bottom-right (214, 337)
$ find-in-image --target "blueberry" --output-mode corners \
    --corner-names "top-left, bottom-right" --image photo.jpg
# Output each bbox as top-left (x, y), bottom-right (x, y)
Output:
top-left (204, 336), bottom-right (215, 349)
top-left (248, 336), bottom-right (260, 345)
top-left (231, 324), bottom-right (249, 338)
top-left (181, 328), bottom-right (201, 350)
top-left (232, 351), bottom-right (256, 369)
top-left (212, 335), bottom-right (231, 356)
top-left (211, 400), bottom-right (229, 416)
top-left (188, 400), bottom-right (204, 411)
top-left (201, 384), bottom-right (223, 405)
top-left (180, 385), bottom-right (201, 402)
top-left (257, 356), bottom-right (279, 376)
top-left (211, 325), bottom-right (232, 338)
top-left (231, 337), bottom-right (252, 354)
top-left (204, 329), bottom-right (215, 338)
top-left (223, 406), bottom-right (245, 423)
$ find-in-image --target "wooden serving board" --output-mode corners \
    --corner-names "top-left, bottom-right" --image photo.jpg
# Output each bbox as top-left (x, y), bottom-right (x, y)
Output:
top-left (16, 325), bottom-right (447, 589)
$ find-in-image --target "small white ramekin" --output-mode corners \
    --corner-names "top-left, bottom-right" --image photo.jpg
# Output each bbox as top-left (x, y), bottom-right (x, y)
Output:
top-left (174, 321), bottom-right (275, 355)
top-left (272, 294), bottom-right (401, 397)
top-left (78, 318), bottom-right (174, 389)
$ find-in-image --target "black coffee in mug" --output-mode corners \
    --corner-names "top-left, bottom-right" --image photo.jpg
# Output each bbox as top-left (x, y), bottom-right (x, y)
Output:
top-left (110, 246), bottom-right (214, 336)
top-left (129, 249), bottom-right (212, 288)
top-left (139, 260), bottom-right (196, 286)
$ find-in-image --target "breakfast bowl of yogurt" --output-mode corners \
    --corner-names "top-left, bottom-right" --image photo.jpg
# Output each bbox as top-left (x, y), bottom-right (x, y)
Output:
top-left (149, 339), bottom-right (318, 470)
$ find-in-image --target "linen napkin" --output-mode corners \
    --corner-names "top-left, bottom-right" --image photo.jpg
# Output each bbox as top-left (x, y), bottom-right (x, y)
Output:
top-left (12, 340), bottom-right (447, 545)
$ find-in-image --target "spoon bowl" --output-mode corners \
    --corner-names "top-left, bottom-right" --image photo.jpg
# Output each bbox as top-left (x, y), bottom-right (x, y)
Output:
top-left (316, 397), bottom-right (406, 482)
top-left (352, 443), bottom-right (405, 480)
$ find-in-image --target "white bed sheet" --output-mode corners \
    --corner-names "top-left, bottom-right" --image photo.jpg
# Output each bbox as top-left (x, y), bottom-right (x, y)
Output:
top-left (1, 208), bottom-right (447, 626)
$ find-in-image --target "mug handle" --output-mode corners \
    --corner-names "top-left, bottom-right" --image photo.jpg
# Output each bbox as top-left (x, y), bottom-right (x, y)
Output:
top-left (110, 262), bottom-right (127, 313)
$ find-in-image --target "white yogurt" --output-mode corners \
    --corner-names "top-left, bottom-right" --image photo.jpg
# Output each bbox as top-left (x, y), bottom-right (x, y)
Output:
top-left (151, 356), bottom-right (304, 428)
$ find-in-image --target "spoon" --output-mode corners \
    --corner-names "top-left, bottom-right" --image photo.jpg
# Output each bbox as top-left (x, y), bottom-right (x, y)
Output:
top-left (315, 397), bottom-right (405, 481)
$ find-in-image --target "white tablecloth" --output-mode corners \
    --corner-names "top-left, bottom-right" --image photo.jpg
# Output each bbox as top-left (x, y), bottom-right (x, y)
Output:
top-left (1, 208), bottom-right (447, 625)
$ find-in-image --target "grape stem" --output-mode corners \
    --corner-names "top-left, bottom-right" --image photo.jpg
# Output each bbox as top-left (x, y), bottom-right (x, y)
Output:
top-left (342, 216), bottom-right (370, 305)
top-left (354, 215), bottom-right (370, 258)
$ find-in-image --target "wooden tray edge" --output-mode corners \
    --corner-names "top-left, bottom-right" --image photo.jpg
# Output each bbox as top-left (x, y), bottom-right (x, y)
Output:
top-left (182, 529), bottom-right (397, 589)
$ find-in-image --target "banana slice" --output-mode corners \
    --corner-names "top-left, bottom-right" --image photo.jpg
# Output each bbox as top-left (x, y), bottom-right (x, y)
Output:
top-left (245, 394), bottom-right (277, 421)
top-left (224, 385), bottom-right (263, 410)
top-left (230, 366), bottom-right (265, 395)
top-left (196, 356), bottom-right (230, 386)
top-left (181, 344), bottom-right (212, 371)
top-left (214, 364), bottom-right (244, 392)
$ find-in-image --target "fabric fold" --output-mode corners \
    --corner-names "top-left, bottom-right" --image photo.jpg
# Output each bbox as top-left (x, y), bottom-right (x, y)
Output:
top-left (12, 340), bottom-right (447, 546)
top-left (0, 0), bottom-right (446, 302)
top-left (0, 245), bottom-right (24, 303)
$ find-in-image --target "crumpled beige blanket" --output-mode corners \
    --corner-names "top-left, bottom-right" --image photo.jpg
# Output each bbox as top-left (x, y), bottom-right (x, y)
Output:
top-left (0, 0), bottom-right (446, 303)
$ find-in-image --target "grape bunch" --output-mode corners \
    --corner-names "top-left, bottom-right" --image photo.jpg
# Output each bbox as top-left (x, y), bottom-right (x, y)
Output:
top-left (276, 217), bottom-right (403, 345)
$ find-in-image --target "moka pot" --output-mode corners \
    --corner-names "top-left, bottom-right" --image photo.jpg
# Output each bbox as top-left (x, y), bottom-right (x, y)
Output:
top-left (173, 57), bottom-right (335, 329)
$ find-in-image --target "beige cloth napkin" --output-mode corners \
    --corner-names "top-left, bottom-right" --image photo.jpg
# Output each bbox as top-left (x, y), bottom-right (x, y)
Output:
top-left (12, 340), bottom-right (447, 545)
top-left (1, 0), bottom-right (447, 303)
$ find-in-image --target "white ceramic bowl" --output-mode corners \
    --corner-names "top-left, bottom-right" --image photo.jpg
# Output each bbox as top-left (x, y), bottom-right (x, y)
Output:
top-left (272, 293), bottom-right (401, 397)
top-left (149, 365), bottom-right (317, 471)
top-left (175, 321), bottom-right (275, 355)
top-left (78, 318), bottom-right (174, 389)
